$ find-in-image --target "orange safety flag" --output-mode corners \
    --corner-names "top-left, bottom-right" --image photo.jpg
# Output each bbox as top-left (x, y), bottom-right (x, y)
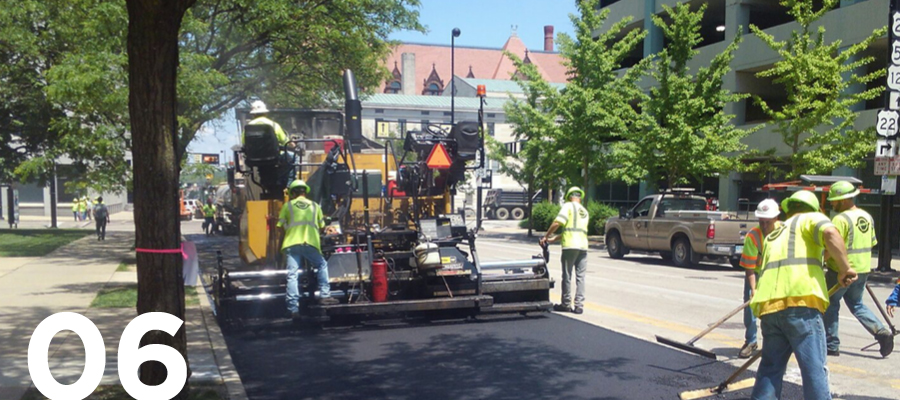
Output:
top-left (426, 143), bottom-right (452, 169)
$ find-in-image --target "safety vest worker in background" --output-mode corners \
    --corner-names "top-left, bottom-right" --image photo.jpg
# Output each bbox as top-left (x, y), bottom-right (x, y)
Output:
top-left (277, 179), bottom-right (338, 318)
top-left (824, 180), bottom-right (894, 358)
top-left (72, 198), bottom-right (81, 221)
top-left (750, 190), bottom-right (857, 400)
top-left (77, 197), bottom-right (88, 221)
top-left (202, 200), bottom-right (217, 236)
top-left (541, 186), bottom-right (590, 315)
top-left (736, 198), bottom-right (782, 359)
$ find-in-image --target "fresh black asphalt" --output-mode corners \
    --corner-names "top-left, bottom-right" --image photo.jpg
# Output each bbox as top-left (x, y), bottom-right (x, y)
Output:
top-left (220, 314), bottom-right (808, 400)
top-left (190, 232), bottom-right (807, 400)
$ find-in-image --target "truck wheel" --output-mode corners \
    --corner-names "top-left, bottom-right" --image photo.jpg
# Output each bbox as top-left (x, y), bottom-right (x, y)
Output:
top-left (496, 207), bottom-right (510, 220)
top-left (672, 238), bottom-right (697, 268)
top-left (730, 258), bottom-right (742, 269)
top-left (606, 231), bottom-right (626, 259)
top-left (659, 251), bottom-right (672, 261)
top-left (511, 207), bottom-right (526, 220)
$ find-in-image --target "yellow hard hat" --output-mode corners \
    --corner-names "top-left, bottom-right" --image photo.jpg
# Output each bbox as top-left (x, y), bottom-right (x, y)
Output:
top-left (565, 187), bottom-right (584, 199)
top-left (781, 190), bottom-right (819, 213)
top-left (827, 180), bottom-right (859, 201)
top-left (289, 180), bottom-right (310, 193)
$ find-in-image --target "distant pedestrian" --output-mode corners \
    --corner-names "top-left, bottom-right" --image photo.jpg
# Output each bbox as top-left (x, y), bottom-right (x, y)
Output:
top-left (77, 197), bottom-right (88, 221)
top-left (72, 198), bottom-right (80, 221)
top-left (202, 199), bottom-right (217, 236)
top-left (750, 190), bottom-right (857, 400)
top-left (84, 197), bottom-right (92, 221)
top-left (541, 186), bottom-right (589, 315)
top-left (824, 181), bottom-right (893, 357)
top-left (736, 199), bottom-right (781, 359)
top-left (93, 197), bottom-right (110, 241)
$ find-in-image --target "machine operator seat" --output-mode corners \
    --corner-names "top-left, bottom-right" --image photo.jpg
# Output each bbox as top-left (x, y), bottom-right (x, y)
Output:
top-left (243, 124), bottom-right (281, 168)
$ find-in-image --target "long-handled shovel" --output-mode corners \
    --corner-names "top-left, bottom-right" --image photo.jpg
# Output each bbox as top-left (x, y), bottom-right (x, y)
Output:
top-left (859, 283), bottom-right (898, 352)
top-left (656, 300), bottom-right (750, 359)
top-left (679, 350), bottom-right (760, 400)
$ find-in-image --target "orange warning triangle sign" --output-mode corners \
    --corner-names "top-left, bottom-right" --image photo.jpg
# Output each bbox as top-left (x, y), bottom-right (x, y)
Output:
top-left (426, 143), bottom-right (453, 169)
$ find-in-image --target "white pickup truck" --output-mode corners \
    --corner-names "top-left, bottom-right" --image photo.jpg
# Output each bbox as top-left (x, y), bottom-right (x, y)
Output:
top-left (604, 193), bottom-right (754, 268)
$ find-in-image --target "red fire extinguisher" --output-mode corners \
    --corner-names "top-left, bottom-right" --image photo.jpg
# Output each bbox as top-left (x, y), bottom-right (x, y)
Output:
top-left (371, 257), bottom-right (388, 302)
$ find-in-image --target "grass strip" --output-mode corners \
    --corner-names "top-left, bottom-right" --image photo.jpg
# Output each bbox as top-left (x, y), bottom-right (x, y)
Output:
top-left (0, 229), bottom-right (91, 257)
top-left (91, 285), bottom-right (199, 308)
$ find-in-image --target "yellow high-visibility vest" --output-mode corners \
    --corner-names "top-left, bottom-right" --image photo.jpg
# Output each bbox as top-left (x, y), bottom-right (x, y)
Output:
top-left (245, 116), bottom-right (288, 145)
top-left (751, 212), bottom-right (834, 317)
top-left (827, 208), bottom-right (876, 274)
top-left (555, 201), bottom-right (589, 250)
top-left (277, 197), bottom-right (325, 251)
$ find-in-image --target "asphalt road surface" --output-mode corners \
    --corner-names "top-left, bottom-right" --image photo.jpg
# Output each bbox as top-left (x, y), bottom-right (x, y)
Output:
top-left (187, 219), bottom-right (897, 400)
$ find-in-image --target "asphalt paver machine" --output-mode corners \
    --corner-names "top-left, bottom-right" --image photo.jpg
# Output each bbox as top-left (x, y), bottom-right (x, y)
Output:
top-left (213, 70), bottom-right (553, 326)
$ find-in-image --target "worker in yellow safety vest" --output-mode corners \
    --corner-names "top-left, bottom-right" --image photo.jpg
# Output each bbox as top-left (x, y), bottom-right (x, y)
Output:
top-left (72, 198), bottom-right (81, 221)
top-left (736, 198), bottom-right (782, 359)
top-left (277, 180), bottom-right (337, 318)
top-left (750, 190), bottom-right (857, 400)
top-left (202, 199), bottom-right (217, 236)
top-left (824, 180), bottom-right (894, 357)
top-left (541, 187), bottom-right (590, 314)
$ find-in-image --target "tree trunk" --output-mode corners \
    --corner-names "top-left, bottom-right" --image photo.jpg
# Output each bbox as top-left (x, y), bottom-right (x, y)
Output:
top-left (126, 0), bottom-right (196, 398)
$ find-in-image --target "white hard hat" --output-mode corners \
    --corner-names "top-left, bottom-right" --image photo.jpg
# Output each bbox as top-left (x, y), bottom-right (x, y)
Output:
top-left (249, 100), bottom-right (269, 115)
top-left (755, 199), bottom-right (780, 219)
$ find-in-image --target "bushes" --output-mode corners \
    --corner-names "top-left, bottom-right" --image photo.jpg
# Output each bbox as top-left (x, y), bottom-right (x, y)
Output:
top-left (517, 200), bottom-right (616, 235)
top-left (586, 201), bottom-right (617, 236)
top-left (520, 202), bottom-right (561, 231)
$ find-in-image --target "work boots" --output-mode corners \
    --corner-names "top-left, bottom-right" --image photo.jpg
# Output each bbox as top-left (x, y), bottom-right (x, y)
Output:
top-left (553, 304), bottom-right (572, 313)
top-left (877, 332), bottom-right (894, 358)
top-left (738, 342), bottom-right (758, 359)
top-left (318, 297), bottom-right (339, 306)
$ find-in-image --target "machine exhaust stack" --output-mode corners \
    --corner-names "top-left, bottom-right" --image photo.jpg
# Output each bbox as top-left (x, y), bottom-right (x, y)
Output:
top-left (343, 69), bottom-right (363, 147)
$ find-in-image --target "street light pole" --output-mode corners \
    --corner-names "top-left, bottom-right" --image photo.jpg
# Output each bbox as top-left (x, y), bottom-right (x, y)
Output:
top-left (451, 28), bottom-right (460, 125)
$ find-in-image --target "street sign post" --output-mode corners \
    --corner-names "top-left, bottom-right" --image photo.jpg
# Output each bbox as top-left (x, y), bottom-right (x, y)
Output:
top-left (890, 156), bottom-right (900, 175)
top-left (876, 157), bottom-right (890, 175)
top-left (877, 4), bottom-right (900, 272)
top-left (884, 176), bottom-right (898, 195)
top-left (890, 65), bottom-right (900, 91)
top-left (891, 91), bottom-right (900, 110)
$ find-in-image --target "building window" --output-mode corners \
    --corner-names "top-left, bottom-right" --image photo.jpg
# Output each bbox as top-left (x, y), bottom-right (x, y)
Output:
top-left (487, 123), bottom-right (495, 137)
top-left (443, 111), bottom-right (452, 116)
top-left (422, 63), bottom-right (444, 96)
top-left (421, 111), bottom-right (430, 116)
top-left (374, 109), bottom-right (384, 114)
top-left (424, 83), bottom-right (442, 96)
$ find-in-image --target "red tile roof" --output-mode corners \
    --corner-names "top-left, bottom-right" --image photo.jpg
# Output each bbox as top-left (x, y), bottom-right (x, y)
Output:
top-left (384, 35), bottom-right (567, 95)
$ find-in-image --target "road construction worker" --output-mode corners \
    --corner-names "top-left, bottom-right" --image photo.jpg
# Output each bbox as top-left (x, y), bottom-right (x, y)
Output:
top-left (77, 197), bottom-right (88, 221)
top-left (750, 190), bottom-right (857, 400)
top-left (824, 180), bottom-right (894, 357)
top-left (202, 199), bottom-right (217, 236)
top-left (93, 197), bottom-right (110, 241)
top-left (84, 196), bottom-right (92, 221)
top-left (278, 180), bottom-right (337, 316)
top-left (541, 186), bottom-right (589, 314)
top-left (72, 198), bottom-right (81, 221)
top-left (737, 198), bottom-right (782, 359)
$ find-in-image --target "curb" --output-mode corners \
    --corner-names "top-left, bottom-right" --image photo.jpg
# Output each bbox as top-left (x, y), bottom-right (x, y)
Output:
top-left (197, 285), bottom-right (249, 400)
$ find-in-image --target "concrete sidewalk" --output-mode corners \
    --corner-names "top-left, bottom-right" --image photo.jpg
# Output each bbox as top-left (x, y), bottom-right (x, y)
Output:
top-left (5, 209), bottom-right (135, 230)
top-left (0, 230), bottom-right (246, 400)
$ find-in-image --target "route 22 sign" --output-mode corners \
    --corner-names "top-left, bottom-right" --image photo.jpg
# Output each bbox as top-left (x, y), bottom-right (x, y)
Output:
top-left (877, 110), bottom-right (900, 138)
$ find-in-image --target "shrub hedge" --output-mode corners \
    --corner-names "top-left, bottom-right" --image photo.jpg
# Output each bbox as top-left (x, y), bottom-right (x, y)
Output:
top-left (518, 201), bottom-right (618, 236)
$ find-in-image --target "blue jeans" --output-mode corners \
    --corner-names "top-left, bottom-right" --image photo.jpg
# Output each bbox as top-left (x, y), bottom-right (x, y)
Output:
top-left (284, 244), bottom-right (330, 313)
top-left (752, 307), bottom-right (831, 400)
top-left (744, 276), bottom-right (758, 344)
top-left (824, 271), bottom-right (888, 351)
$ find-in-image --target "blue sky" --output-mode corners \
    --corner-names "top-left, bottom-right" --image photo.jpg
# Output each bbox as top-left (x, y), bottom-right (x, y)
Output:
top-left (188, 0), bottom-right (579, 156)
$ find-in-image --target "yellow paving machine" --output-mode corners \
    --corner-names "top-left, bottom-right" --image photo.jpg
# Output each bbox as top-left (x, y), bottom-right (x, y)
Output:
top-left (212, 70), bottom-right (552, 325)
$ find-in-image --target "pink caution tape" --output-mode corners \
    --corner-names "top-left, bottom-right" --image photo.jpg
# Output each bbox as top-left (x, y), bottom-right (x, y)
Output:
top-left (135, 243), bottom-right (187, 260)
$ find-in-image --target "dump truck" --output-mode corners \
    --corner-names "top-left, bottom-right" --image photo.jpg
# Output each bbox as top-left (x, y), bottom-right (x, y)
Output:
top-left (483, 188), bottom-right (545, 220)
top-left (604, 191), bottom-right (753, 268)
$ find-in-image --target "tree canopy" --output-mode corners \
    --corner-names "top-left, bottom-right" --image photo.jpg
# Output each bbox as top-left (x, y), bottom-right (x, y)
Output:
top-left (614, 3), bottom-right (753, 188)
top-left (1, 0), bottom-right (424, 192)
top-left (749, 0), bottom-right (885, 179)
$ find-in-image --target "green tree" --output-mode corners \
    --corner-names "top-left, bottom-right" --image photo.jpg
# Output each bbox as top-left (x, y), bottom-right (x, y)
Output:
top-left (487, 52), bottom-right (563, 235)
top-left (555, 0), bottom-right (648, 190)
top-left (614, 3), bottom-right (754, 188)
top-left (749, 0), bottom-right (885, 179)
top-left (3, 0), bottom-right (424, 192)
